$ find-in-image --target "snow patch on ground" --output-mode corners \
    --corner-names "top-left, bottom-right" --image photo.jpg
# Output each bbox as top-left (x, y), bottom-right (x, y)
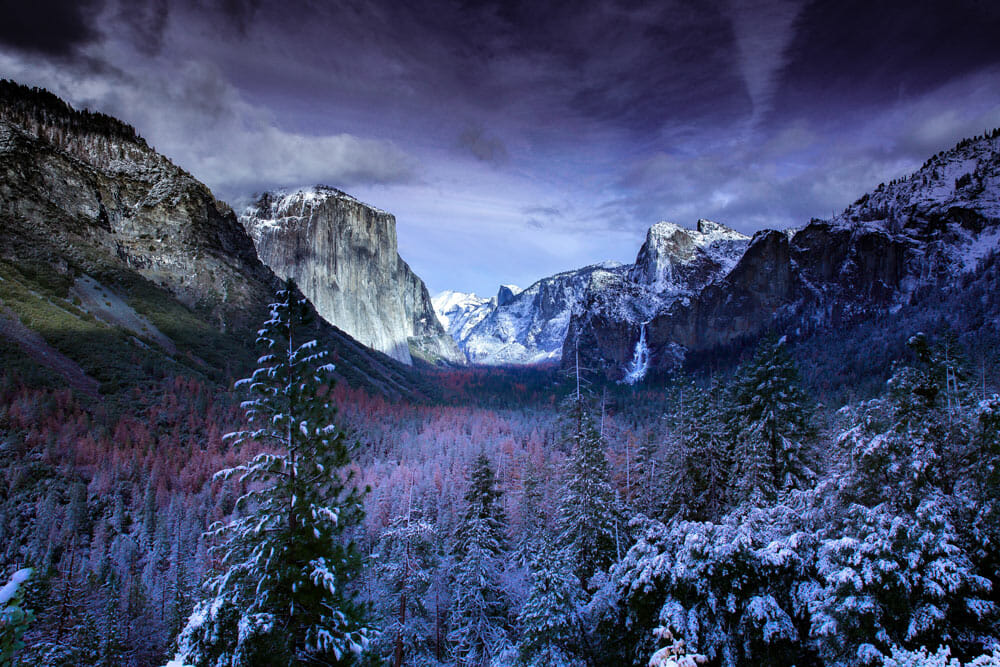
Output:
top-left (960, 227), bottom-right (1000, 272)
top-left (0, 568), bottom-right (31, 607)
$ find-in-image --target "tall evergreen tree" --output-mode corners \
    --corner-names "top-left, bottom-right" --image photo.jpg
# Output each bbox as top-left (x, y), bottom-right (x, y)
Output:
top-left (556, 396), bottom-right (622, 588)
top-left (516, 537), bottom-right (584, 667)
top-left (372, 511), bottom-right (437, 667)
top-left (449, 454), bottom-right (509, 667)
top-left (728, 335), bottom-right (815, 506)
top-left (173, 280), bottom-right (369, 666)
top-left (512, 465), bottom-right (546, 568)
top-left (660, 378), bottom-right (729, 522)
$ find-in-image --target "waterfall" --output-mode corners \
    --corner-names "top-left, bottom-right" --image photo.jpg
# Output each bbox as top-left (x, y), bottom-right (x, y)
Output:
top-left (622, 321), bottom-right (650, 385)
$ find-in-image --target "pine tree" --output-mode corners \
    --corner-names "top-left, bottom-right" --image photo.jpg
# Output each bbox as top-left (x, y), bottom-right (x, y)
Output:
top-left (516, 537), bottom-right (583, 667)
top-left (0, 568), bottom-right (34, 665)
top-left (970, 395), bottom-right (1000, 578)
top-left (449, 454), bottom-right (509, 667)
top-left (99, 574), bottom-right (127, 667)
top-left (556, 396), bottom-right (621, 588)
top-left (842, 333), bottom-right (973, 511)
top-left (729, 335), bottom-right (814, 506)
top-left (660, 378), bottom-right (729, 522)
top-left (512, 465), bottom-right (546, 568)
top-left (372, 510), bottom-right (437, 667)
top-left (174, 280), bottom-right (369, 666)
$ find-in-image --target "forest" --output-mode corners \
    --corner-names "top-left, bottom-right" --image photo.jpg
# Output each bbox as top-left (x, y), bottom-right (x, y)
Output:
top-left (1, 278), bottom-right (999, 667)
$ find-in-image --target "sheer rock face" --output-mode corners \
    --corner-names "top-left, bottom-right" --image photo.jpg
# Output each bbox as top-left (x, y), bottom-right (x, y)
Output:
top-left (0, 106), bottom-right (272, 333)
top-left (584, 133), bottom-right (1000, 377)
top-left (564, 220), bottom-right (750, 373)
top-left (240, 187), bottom-right (463, 365)
top-left (0, 81), bottom-right (441, 400)
top-left (628, 219), bottom-right (749, 294)
top-left (436, 220), bottom-right (750, 367)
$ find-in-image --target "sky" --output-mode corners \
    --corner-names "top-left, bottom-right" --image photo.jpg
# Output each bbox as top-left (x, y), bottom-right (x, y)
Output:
top-left (2, 0), bottom-right (1000, 297)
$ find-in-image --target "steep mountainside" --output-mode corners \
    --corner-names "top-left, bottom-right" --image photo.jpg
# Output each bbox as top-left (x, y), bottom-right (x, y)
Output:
top-left (437, 220), bottom-right (748, 366)
top-left (241, 187), bottom-right (463, 366)
top-left (0, 80), bottom-right (429, 401)
top-left (444, 263), bottom-right (625, 365)
top-left (574, 130), bottom-right (1000, 378)
top-left (433, 290), bottom-right (494, 342)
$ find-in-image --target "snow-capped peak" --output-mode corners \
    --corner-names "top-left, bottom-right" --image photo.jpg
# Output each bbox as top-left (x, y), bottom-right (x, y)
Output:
top-left (630, 219), bottom-right (750, 293)
top-left (242, 185), bottom-right (388, 224)
top-left (432, 290), bottom-right (494, 343)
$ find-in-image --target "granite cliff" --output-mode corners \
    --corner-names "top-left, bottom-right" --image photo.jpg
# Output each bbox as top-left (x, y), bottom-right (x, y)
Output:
top-left (571, 130), bottom-right (1000, 378)
top-left (240, 187), bottom-right (463, 365)
top-left (0, 80), bottom-right (431, 400)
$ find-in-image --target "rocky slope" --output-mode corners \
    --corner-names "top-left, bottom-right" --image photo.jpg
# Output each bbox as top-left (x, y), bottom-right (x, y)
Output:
top-left (0, 83), bottom-right (269, 332)
top-left (0, 80), bottom-right (430, 400)
top-left (240, 187), bottom-right (463, 366)
top-left (434, 130), bottom-right (1000, 381)
top-left (436, 263), bottom-right (623, 365)
top-left (574, 129), bottom-right (1000, 378)
top-left (436, 220), bottom-right (748, 366)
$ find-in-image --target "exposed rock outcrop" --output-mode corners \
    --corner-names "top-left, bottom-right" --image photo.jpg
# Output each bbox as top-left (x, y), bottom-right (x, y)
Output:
top-left (0, 80), bottom-right (433, 400)
top-left (575, 131), bottom-right (1000, 377)
top-left (240, 187), bottom-right (463, 365)
top-left (0, 81), bottom-right (271, 333)
top-left (436, 220), bottom-right (748, 367)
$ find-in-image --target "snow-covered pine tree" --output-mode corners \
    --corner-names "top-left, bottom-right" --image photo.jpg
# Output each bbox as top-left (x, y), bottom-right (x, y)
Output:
top-left (512, 464), bottom-right (546, 568)
top-left (818, 336), bottom-right (995, 662)
top-left (173, 280), bottom-right (369, 666)
top-left (556, 395), bottom-right (622, 588)
top-left (0, 568), bottom-right (34, 665)
top-left (516, 536), bottom-right (584, 667)
top-left (449, 453), bottom-right (509, 667)
top-left (660, 378), bottom-right (729, 522)
top-left (728, 334), bottom-right (815, 506)
top-left (372, 510), bottom-right (437, 667)
top-left (968, 395), bottom-right (1000, 586)
top-left (841, 333), bottom-right (973, 511)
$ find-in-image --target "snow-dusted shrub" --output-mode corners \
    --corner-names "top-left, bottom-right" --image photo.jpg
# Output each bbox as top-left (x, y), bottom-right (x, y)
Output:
top-left (882, 644), bottom-right (1000, 666)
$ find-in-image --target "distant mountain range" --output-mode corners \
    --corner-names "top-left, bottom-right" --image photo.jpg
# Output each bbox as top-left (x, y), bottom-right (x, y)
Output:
top-left (433, 220), bottom-right (750, 367)
top-left (434, 129), bottom-right (1000, 383)
top-left (4, 78), bottom-right (998, 396)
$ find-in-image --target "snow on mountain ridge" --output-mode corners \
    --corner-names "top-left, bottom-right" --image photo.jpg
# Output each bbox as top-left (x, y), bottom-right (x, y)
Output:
top-left (442, 221), bottom-right (745, 366)
top-left (442, 131), bottom-right (1000, 373)
top-left (629, 219), bottom-right (750, 296)
top-left (432, 290), bottom-right (494, 345)
top-left (243, 185), bottom-right (389, 226)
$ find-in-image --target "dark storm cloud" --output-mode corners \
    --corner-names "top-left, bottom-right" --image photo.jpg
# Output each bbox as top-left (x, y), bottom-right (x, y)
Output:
top-left (174, 0), bottom-right (754, 145)
top-left (4, 0), bottom-right (1000, 295)
top-left (773, 0), bottom-right (1000, 118)
top-left (114, 0), bottom-right (172, 56)
top-left (216, 0), bottom-right (263, 34)
top-left (0, 0), bottom-right (103, 57)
